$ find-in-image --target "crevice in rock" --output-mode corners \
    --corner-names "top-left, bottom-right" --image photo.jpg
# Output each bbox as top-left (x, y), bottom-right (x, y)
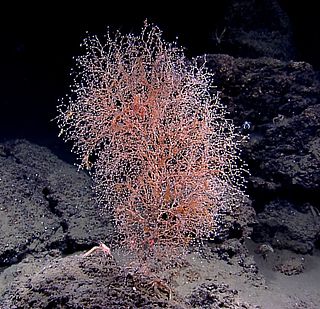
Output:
top-left (0, 247), bottom-right (30, 268)
top-left (249, 183), bottom-right (319, 213)
top-left (42, 187), bottom-right (63, 217)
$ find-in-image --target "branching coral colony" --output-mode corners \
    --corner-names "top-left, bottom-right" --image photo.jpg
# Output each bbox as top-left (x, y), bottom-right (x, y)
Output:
top-left (57, 22), bottom-right (247, 273)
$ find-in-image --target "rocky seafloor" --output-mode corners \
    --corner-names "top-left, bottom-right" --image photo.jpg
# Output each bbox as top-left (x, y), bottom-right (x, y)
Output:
top-left (1, 0), bottom-right (319, 307)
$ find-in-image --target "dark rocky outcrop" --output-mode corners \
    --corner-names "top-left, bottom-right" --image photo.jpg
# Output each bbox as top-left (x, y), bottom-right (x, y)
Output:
top-left (212, 0), bottom-right (296, 61)
top-left (0, 140), bottom-right (112, 267)
top-left (206, 54), bottom-right (320, 253)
